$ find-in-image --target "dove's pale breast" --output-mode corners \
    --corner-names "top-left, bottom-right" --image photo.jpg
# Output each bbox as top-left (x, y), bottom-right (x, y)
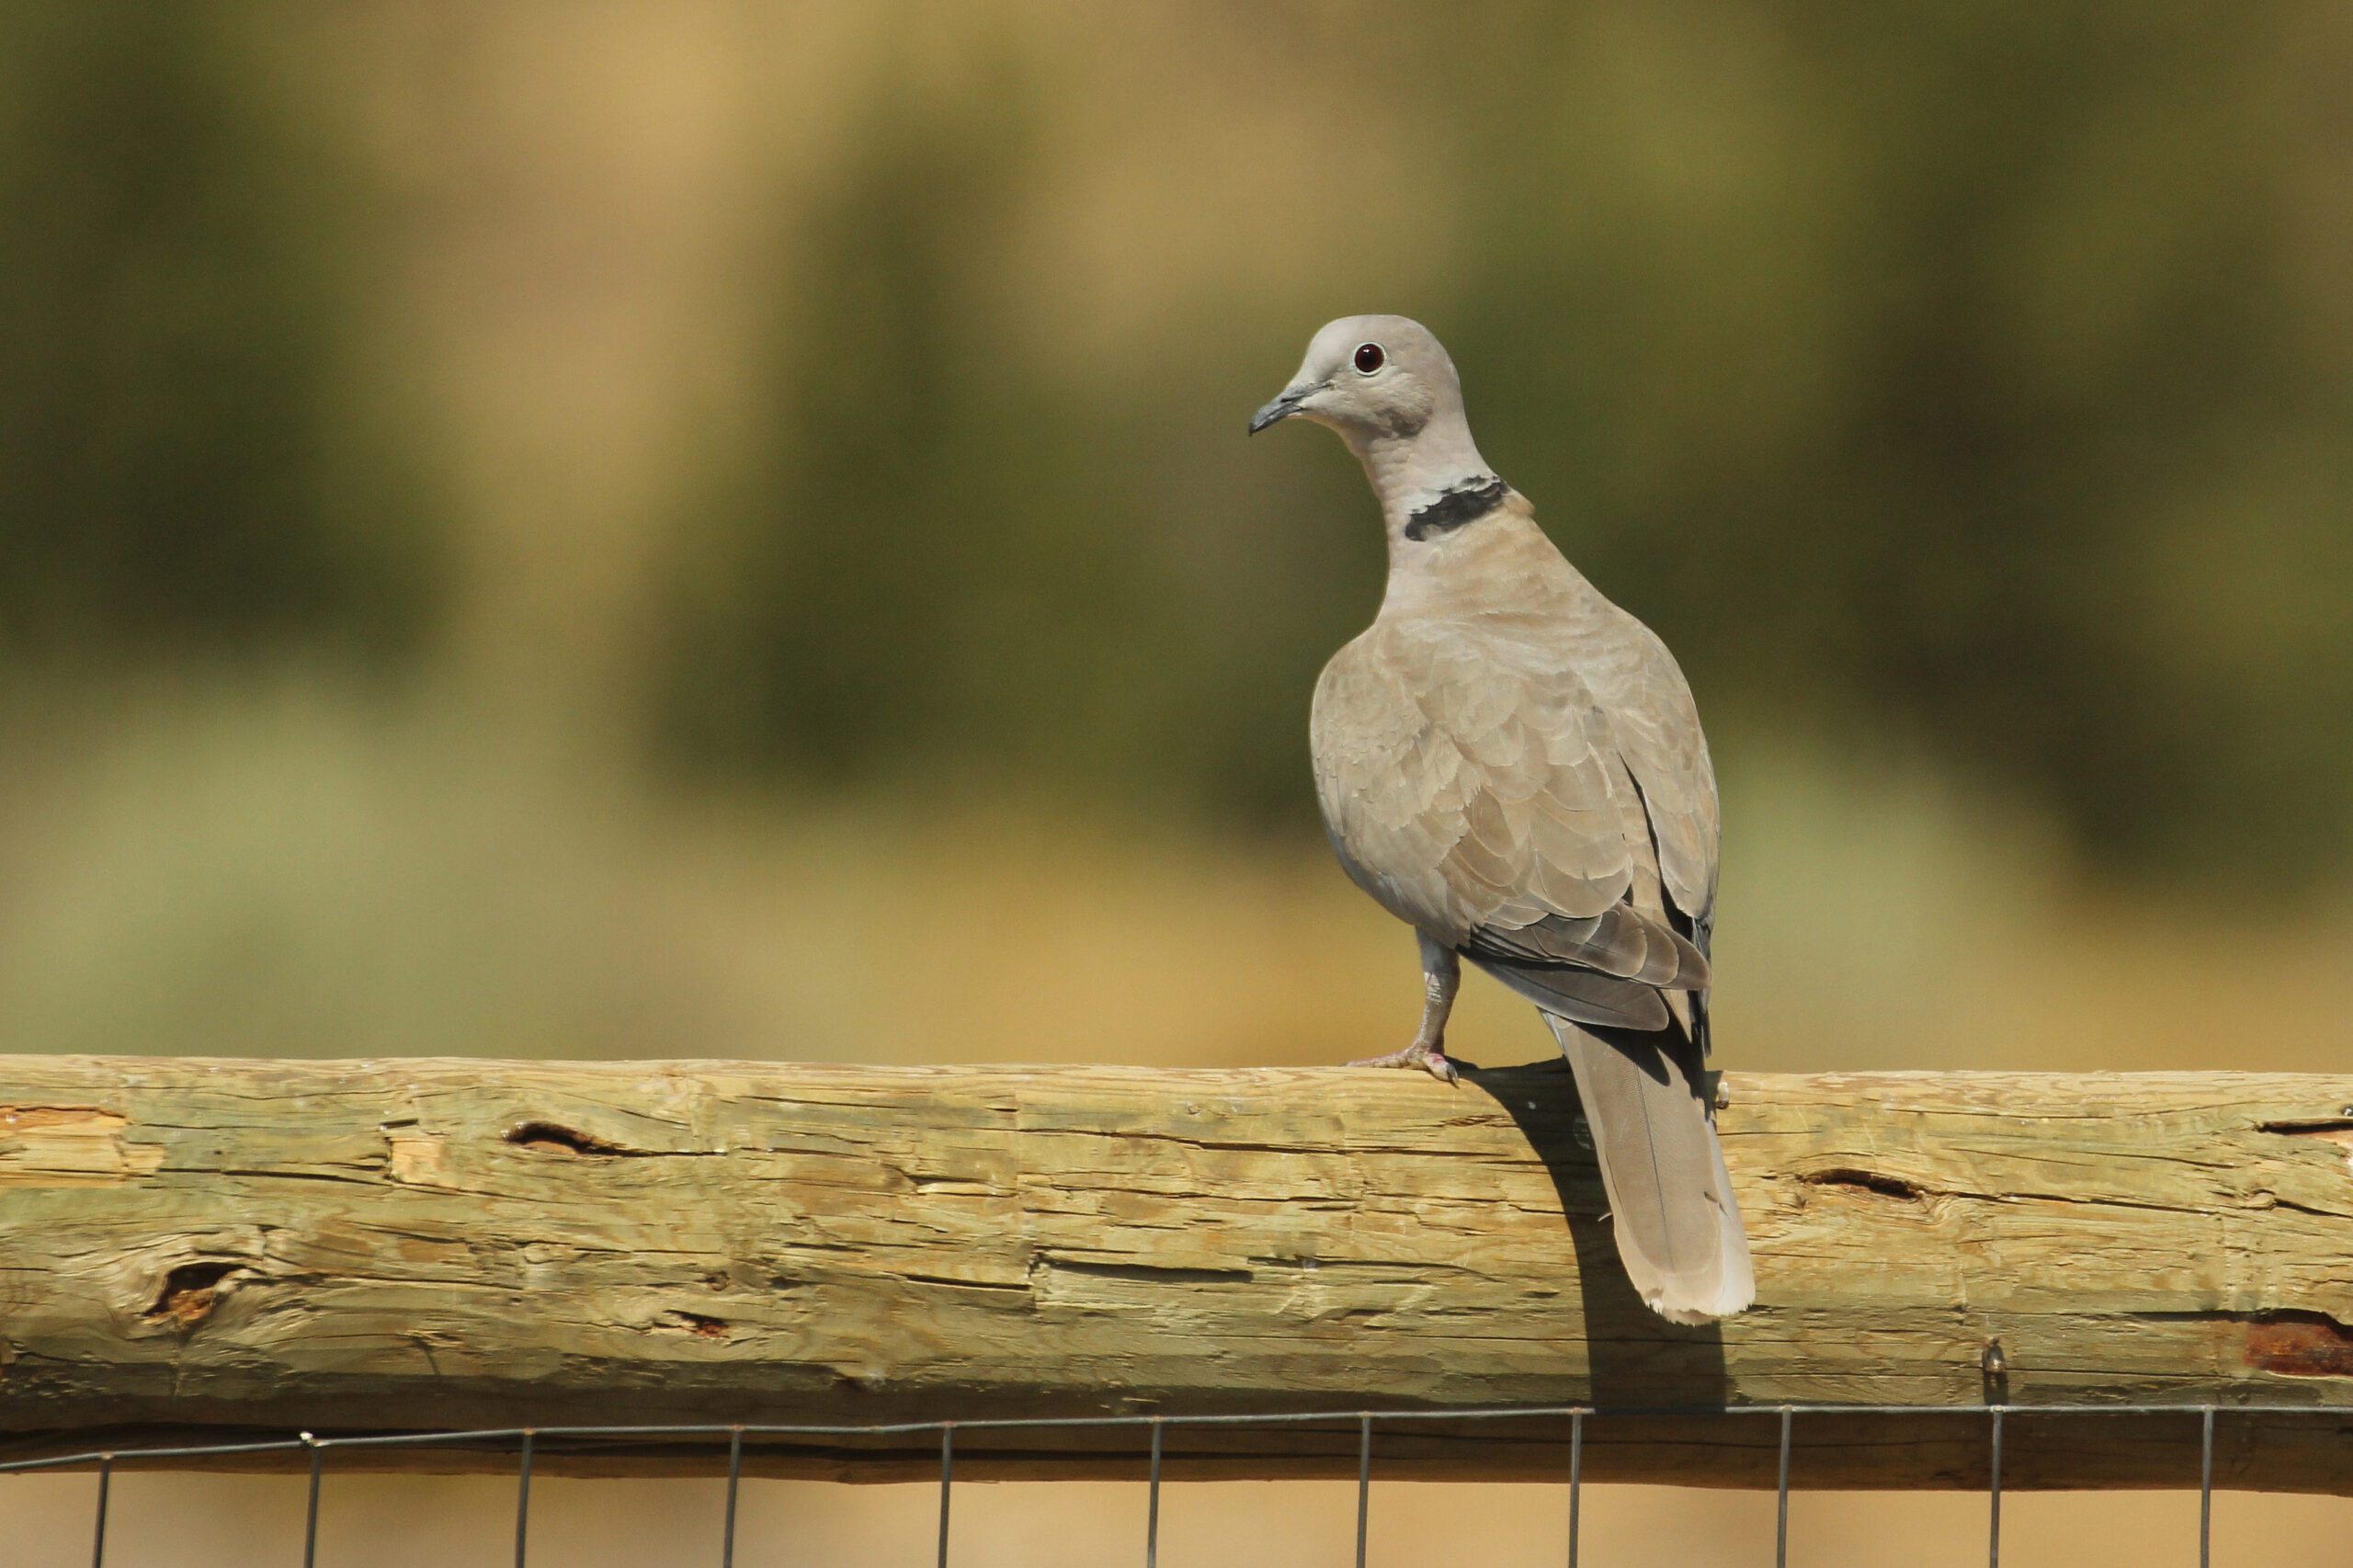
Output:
top-left (1310, 507), bottom-right (1719, 994)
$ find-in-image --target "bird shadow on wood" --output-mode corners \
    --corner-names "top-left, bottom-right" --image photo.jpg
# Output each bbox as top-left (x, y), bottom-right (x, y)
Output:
top-left (1458, 1058), bottom-right (1731, 1411)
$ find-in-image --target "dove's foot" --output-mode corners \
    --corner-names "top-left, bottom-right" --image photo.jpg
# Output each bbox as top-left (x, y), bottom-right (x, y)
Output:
top-left (1347, 1040), bottom-right (1459, 1085)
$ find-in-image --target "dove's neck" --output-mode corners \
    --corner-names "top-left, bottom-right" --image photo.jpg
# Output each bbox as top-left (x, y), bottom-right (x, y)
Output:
top-left (1349, 412), bottom-right (1507, 570)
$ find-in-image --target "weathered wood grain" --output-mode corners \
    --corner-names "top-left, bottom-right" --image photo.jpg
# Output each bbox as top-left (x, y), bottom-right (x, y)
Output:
top-left (3, 1059), bottom-right (2351, 1489)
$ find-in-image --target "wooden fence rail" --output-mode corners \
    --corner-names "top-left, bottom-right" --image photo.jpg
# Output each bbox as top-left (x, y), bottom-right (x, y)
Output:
top-left (3, 1058), bottom-right (2351, 1489)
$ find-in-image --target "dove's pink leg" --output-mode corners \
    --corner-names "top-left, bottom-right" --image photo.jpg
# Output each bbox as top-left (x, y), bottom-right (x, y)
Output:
top-left (1349, 937), bottom-right (1460, 1083)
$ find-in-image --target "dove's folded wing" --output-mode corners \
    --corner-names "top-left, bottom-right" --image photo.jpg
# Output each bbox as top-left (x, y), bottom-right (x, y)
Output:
top-left (1313, 602), bottom-right (1712, 1032)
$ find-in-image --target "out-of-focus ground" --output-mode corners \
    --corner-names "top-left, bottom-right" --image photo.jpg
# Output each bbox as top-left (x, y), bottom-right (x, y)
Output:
top-left (6, 1471), bottom-right (2352, 1566)
top-left (4, 2), bottom-right (2351, 1560)
top-left (4, 693), bottom-right (2349, 1074)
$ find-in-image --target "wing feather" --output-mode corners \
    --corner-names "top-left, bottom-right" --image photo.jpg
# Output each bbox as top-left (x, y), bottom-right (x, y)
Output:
top-left (1310, 540), bottom-right (1719, 1015)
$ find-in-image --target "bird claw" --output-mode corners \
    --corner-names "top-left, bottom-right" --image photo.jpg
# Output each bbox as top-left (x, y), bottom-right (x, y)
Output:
top-left (1346, 1042), bottom-right (1459, 1085)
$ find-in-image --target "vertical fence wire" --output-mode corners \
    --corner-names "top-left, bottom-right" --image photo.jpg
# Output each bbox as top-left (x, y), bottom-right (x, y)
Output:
top-left (1775, 1407), bottom-right (1793, 1568)
top-left (1145, 1418), bottom-right (1164, 1568)
top-left (1566, 1411), bottom-right (1583, 1568)
top-left (1987, 1407), bottom-right (2004, 1568)
top-left (88, 1454), bottom-right (111, 1568)
top-left (938, 1425), bottom-right (955, 1568)
top-left (1354, 1415), bottom-right (1372, 1568)
top-left (722, 1426), bottom-right (744, 1568)
top-left (516, 1428), bottom-right (535, 1568)
top-left (302, 1433), bottom-right (323, 1568)
top-left (2199, 1406), bottom-right (2215, 1568)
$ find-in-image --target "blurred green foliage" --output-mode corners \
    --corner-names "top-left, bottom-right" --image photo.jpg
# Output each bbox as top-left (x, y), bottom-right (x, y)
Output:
top-left (656, 82), bottom-right (1382, 823)
top-left (0, 6), bottom-right (433, 660)
top-left (1435, 5), bottom-right (2353, 881)
top-left (3, 4), bottom-right (2347, 883)
top-left (663, 97), bottom-right (1177, 793)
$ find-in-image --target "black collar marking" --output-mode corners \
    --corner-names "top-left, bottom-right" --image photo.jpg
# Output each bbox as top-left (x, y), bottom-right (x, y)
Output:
top-left (1404, 476), bottom-right (1510, 541)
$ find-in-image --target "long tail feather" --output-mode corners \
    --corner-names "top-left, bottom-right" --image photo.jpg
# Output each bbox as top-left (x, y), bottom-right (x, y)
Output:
top-left (1546, 1015), bottom-right (1753, 1323)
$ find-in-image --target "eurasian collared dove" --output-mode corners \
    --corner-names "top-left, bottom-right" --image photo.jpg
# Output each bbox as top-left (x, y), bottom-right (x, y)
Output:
top-left (1251, 315), bottom-right (1754, 1323)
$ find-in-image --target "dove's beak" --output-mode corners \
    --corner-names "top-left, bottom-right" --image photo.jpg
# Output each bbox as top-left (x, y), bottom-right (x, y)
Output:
top-left (1248, 384), bottom-right (1313, 435)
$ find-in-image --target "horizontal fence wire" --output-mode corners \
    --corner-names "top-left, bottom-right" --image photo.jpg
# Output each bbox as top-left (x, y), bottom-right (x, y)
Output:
top-left (12, 1399), bottom-right (2330, 1473)
top-left (17, 1401), bottom-right (2321, 1568)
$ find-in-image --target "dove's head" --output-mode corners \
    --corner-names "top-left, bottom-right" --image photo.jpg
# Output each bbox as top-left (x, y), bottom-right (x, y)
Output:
top-left (1250, 315), bottom-right (1500, 538)
top-left (1249, 315), bottom-right (1464, 445)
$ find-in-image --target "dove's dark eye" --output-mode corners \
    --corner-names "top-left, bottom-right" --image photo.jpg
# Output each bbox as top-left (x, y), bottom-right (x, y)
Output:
top-left (1353, 342), bottom-right (1385, 374)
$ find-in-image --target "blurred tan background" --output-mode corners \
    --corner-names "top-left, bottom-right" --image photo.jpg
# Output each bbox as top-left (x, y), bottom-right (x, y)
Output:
top-left (3, 2), bottom-right (2350, 1562)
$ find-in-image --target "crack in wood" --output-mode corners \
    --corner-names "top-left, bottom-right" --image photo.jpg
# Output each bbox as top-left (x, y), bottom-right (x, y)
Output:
top-left (653, 1310), bottom-right (732, 1340)
top-left (504, 1121), bottom-right (637, 1155)
top-left (142, 1262), bottom-right (244, 1331)
top-left (2245, 1312), bottom-right (2353, 1378)
top-left (1042, 1258), bottom-right (1256, 1286)
top-left (1798, 1167), bottom-right (1925, 1200)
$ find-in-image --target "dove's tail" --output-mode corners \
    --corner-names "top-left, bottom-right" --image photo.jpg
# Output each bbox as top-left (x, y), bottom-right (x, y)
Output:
top-left (1545, 1015), bottom-right (1754, 1323)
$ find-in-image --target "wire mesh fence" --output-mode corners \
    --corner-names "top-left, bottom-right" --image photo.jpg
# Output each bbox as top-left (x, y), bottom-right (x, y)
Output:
top-left (6, 1401), bottom-right (2323, 1568)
